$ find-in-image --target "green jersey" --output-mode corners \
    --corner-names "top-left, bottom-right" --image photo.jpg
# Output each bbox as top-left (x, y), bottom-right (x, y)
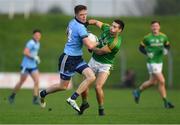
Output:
top-left (92, 24), bottom-right (122, 64)
top-left (141, 32), bottom-right (169, 63)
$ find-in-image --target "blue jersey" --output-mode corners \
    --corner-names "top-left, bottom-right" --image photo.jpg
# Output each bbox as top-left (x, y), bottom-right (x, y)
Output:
top-left (21, 39), bottom-right (40, 68)
top-left (64, 18), bottom-right (88, 56)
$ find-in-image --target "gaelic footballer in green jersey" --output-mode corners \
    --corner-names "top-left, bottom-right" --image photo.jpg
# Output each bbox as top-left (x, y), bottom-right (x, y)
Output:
top-left (133, 20), bottom-right (174, 109)
top-left (79, 19), bottom-right (125, 116)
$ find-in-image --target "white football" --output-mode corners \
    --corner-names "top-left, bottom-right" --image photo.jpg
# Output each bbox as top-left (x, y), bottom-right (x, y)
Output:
top-left (88, 33), bottom-right (98, 43)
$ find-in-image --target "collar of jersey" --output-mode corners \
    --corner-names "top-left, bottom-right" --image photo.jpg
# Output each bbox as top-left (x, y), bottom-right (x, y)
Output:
top-left (32, 38), bottom-right (38, 43)
top-left (75, 17), bottom-right (86, 26)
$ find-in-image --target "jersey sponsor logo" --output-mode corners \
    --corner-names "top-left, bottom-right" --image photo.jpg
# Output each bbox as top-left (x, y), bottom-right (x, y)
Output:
top-left (150, 39), bottom-right (163, 47)
top-left (151, 43), bottom-right (163, 47)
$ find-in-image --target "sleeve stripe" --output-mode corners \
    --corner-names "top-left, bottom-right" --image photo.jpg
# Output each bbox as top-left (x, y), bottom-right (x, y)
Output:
top-left (81, 35), bottom-right (88, 39)
top-left (109, 34), bottom-right (118, 50)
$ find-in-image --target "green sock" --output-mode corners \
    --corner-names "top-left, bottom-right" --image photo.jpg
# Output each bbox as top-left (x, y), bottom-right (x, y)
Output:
top-left (82, 98), bottom-right (88, 105)
top-left (137, 88), bottom-right (142, 94)
top-left (99, 105), bottom-right (104, 110)
top-left (163, 97), bottom-right (168, 103)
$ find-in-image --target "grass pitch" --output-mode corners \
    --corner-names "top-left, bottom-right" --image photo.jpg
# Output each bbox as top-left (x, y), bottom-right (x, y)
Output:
top-left (0, 88), bottom-right (179, 124)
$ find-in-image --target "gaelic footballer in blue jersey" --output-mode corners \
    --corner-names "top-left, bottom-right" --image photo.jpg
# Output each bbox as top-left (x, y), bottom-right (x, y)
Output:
top-left (8, 29), bottom-right (42, 105)
top-left (39, 5), bottom-right (98, 112)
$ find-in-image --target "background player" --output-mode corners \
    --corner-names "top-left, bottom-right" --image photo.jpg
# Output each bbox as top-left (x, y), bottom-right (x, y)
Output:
top-left (8, 29), bottom-right (41, 105)
top-left (133, 20), bottom-right (174, 108)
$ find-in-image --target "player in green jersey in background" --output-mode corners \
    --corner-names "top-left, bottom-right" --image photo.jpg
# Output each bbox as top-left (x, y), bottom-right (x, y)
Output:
top-left (79, 19), bottom-right (125, 115)
top-left (133, 20), bottom-right (174, 109)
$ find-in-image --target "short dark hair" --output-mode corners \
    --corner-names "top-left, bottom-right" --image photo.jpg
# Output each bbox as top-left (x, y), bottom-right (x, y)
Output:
top-left (151, 20), bottom-right (160, 25)
top-left (74, 5), bottom-right (87, 14)
top-left (33, 29), bottom-right (41, 34)
top-left (114, 19), bottom-right (125, 31)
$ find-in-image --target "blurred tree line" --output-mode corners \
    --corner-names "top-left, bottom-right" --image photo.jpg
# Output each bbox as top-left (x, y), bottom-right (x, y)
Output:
top-left (48, 5), bottom-right (64, 14)
top-left (155, 0), bottom-right (180, 15)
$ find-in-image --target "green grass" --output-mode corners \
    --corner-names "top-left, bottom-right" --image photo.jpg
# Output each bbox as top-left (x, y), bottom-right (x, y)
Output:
top-left (0, 88), bottom-right (179, 124)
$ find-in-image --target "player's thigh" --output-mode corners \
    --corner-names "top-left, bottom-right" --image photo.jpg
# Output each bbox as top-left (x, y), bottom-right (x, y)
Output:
top-left (149, 74), bottom-right (158, 83)
top-left (19, 73), bottom-right (28, 83)
top-left (95, 72), bottom-right (109, 88)
top-left (154, 73), bottom-right (165, 83)
top-left (30, 70), bottom-right (39, 83)
top-left (19, 67), bottom-right (29, 83)
top-left (59, 53), bottom-right (79, 80)
top-left (88, 58), bottom-right (98, 73)
top-left (59, 78), bottom-right (71, 89)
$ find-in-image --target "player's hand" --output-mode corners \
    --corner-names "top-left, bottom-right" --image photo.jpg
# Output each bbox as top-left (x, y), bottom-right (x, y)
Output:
top-left (88, 49), bottom-right (93, 53)
top-left (34, 55), bottom-right (41, 64)
top-left (98, 39), bottom-right (105, 45)
top-left (88, 19), bottom-right (97, 25)
top-left (147, 52), bottom-right (154, 59)
top-left (163, 48), bottom-right (168, 55)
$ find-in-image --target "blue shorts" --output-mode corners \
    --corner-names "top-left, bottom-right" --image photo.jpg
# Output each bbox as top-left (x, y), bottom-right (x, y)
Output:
top-left (20, 66), bottom-right (38, 74)
top-left (58, 53), bottom-right (89, 80)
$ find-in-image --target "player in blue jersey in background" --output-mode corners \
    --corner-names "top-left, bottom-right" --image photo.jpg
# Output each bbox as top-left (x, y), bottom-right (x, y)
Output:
top-left (8, 29), bottom-right (42, 105)
top-left (39, 5), bottom-right (98, 112)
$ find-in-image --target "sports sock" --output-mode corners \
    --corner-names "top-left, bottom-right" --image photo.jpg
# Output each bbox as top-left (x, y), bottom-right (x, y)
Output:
top-left (33, 96), bottom-right (38, 100)
top-left (10, 92), bottom-right (16, 98)
top-left (82, 98), bottom-right (88, 105)
top-left (71, 92), bottom-right (79, 100)
top-left (163, 97), bottom-right (168, 103)
top-left (99, 105), bottom-right (104, 110)
top-left (137, 88), bottom-right (142, 94)
top-left (40, 90), bottom-right (47, 98)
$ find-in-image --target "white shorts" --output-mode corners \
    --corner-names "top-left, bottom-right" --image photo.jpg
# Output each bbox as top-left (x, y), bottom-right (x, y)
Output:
top-left (88, 58), bottom-right (112, 74)
top-left (147, 63), bottom-right (163, 74)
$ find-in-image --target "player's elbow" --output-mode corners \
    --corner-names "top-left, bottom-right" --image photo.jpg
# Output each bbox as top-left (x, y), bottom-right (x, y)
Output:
top-left (23, 51), bottom-right (29, 57)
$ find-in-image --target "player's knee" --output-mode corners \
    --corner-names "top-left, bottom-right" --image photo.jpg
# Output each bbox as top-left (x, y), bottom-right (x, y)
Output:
top-left (61, 87), bottom-right (67, 90)
top-left (95, 84), bottom-right (103, 91)
top-left (159, 79), bottom-right (165, 86)
top-left (59, 83), bottom-right (68, 90)
top-left (34, 80), bottom-right (39, 85)
top-left (149, 78), bottom-right (157, 85)
top-left (87, 74), bottom-right (96, 83)
top-left (151, 80), bottom-right (157, 85)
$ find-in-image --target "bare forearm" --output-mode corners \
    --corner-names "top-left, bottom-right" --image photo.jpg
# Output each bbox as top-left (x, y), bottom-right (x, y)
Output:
top-left (92, 48), bottom-right (105, 55)
top-left (88, 19), bottom-right (103, 28)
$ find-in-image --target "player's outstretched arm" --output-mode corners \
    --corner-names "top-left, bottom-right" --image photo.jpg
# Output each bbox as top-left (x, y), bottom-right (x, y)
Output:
top-left (83, 37), bottom-right (99, 50)
top-left (92, 45), bottom-right (111, 55)
top-left (88, 19), bottom-right (103, 28)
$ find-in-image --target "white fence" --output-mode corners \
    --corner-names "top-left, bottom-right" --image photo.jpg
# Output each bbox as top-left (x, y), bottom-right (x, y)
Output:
top-left (0, 72), bottom-right (72, 89)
